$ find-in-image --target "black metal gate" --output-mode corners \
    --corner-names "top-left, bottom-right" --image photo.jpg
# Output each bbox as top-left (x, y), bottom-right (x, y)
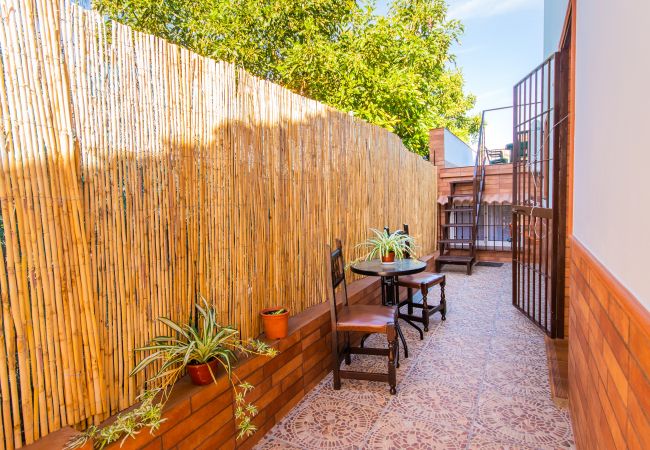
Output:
top-left (512, 49), bottom-right (569, 338)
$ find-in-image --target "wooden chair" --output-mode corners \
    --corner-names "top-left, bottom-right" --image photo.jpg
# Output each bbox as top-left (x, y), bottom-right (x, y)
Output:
top-left (327, 239), bottom-right (399, 394)
top-left (396, 224), bottom-right (447, 332)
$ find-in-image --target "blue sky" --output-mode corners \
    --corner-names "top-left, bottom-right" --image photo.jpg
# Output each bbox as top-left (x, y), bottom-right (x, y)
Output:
top-left (378, 0), bottom-right (544, 147)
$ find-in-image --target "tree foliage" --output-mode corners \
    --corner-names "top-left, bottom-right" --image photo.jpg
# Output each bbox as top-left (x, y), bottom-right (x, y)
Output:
top-left (94, 0), bottom-right (479, 155)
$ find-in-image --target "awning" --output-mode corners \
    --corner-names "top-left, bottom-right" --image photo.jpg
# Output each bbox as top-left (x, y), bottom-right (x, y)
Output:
top-left (482, 192), bottom-right (512, 204)
top-left (437, 193), bottom-right (512, 205)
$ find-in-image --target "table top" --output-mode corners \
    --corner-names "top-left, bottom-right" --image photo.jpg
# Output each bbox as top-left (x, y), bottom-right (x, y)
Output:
top-left (350, 258), bottom-right (427, 277)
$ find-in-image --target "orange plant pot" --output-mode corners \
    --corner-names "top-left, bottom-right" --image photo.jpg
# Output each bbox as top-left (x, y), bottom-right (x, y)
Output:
top-left (186, 358), bottom-right (220, 385)
top-left (260, 307), bottom-right (290, 340)
top-left (381, 251), bottom-right (396, 263)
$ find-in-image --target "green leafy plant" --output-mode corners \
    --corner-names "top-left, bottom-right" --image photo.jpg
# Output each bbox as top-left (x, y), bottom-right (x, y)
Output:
top-left (263, 308), bottom-right (287, 316)
top-left (355, 228), bottom-right (417, 261)
top-left (66, 297), bottom-right (278, 449)
top-left (65, 388), bottom-right (168, 450)
top-left (130, 297), bottom-right (278, 438)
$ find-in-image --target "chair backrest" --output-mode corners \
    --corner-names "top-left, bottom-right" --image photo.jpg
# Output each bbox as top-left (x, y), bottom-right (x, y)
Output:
top-left (402, 224), bottom-right (412, 259)
top-left (326, 239), bottom-right (349, 324)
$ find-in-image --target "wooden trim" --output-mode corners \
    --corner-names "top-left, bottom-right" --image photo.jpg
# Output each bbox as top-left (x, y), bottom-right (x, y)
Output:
top-left (559, 0), bottom-right (573, 52)
top-left (571, 237), bottom-right (650, 330)
top-left (569, 235), bottom-right (650, 449)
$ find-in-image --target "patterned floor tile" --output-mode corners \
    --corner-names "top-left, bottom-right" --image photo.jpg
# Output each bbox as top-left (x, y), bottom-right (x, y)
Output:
top-left (267, 392), bottom-right (381, 449)
top-left (254, 264), bottom-right (574, 450)
top-left (363, 412), bottom-right (471, 450)
top-left (483, 358), bottom-right (550, 399)
top-left (253, 436), bottom-right (306, 449)
top-left (410, 354), bottom-right (485, 389)
top-left (387, 379), bottom-right (478, 429)
top-left (475, 392), bottom-right (574, 448)
top-left (466, 431), bottom-right (540, 450)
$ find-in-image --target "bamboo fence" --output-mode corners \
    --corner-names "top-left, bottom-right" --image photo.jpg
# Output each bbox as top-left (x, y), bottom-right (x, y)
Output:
top-left (0, 0), bottom-right (437, 447)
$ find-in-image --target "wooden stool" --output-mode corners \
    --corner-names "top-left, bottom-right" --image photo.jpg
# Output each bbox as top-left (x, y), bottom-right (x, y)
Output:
top-left (396, 224), bottom-right (447, 331)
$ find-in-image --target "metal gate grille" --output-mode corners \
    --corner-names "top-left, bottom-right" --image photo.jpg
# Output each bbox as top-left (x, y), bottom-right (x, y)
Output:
top-left (512, 50), bottom-right (569, 338)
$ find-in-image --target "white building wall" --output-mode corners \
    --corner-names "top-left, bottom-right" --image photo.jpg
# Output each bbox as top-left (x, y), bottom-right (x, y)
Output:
top-left (443, 129), bottom-right (475, 167)
top-left (574, 0), bottom-right (650, 309)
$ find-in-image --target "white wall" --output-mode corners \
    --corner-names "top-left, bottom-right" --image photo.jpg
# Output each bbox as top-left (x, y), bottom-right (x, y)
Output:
top-left (444, 129), bottom-right (475, 167)
top-left (544, 0), bottom-right (569, 57)
top-left (574, 0), bottom-right (650, 309)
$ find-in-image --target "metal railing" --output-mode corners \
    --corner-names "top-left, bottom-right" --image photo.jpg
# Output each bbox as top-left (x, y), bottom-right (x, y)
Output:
top-left (472, 106), bottom-right (513, 253)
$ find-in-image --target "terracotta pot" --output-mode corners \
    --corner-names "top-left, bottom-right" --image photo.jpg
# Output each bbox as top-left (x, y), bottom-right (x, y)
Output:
top-left (260, 307), bottom-right (290, 340)
top-left (186, 358), bottom-right (220, 386)
top-left (381, 251), bottom-right (396, 263)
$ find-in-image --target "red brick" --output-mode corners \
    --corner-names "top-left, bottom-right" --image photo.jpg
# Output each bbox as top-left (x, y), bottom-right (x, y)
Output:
top-left (628, 358), bottom-right (650, 418)
top-left (163, 399), bottom-right (229, 448)
top-left (597, 377), bottom-right (626, 450)
top-left (263, 342), bottom-right (302, 377)
top-left (255, 384), bottom-right (282, 411)
top-left (281, 365), bottom-right (303, 392)
top-left (190, 377), bottom-right (231, 412)
top-left (176, 403), bottom-right (233, 450)
top-left (607, 292), bottom-right (630, 343)
top-left (136, 438), bottom-right (161, 450)
top-left (277, 328), bottom-right (302, 352)
top-left (628, 316), bottom-right (650, 379)
top-left (274, 388), bottom-right (305, 423)
top-left (300, 328), bottom-right (321, 351)
top-left (627, 389), bottom-right (650, 450)
top-left (196, 418), bottom-right (237, 450)
top-left (602, 340), bottom-right (629, 404)
top-left (271, 354), bottom-right (302, 386)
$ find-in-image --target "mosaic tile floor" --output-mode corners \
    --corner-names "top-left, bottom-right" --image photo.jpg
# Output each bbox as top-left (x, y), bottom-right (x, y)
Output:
top-left (255, 264), bottom-right (575, 450)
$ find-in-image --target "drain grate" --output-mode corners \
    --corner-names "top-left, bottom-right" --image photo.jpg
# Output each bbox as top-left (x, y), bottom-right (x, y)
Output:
top-left (476, 261), bottom-right (504, 267)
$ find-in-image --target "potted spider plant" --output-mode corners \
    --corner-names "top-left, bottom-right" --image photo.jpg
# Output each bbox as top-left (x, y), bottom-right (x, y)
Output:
top-left (67, 297), bottom-right (278, 449)
top-left (130, 297), bottom-right (278, 437)
top-left (260, 307), bottom-right (290, 340)
top-left (356, 228), bottom-right (416, 264)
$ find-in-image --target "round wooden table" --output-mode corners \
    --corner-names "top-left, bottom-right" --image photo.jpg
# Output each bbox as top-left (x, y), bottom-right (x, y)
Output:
top-left (351, 258), bottom-right (427, 358)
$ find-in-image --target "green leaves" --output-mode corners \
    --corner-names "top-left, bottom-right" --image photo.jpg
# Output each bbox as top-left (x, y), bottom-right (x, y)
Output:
top-left (94, 0), bottom-right (478, 156)
top-left (355, 228), bottom-right (418, 260)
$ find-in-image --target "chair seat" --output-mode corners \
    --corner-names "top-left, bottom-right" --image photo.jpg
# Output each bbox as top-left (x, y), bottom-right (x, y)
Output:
top-left (336, 305), bottom-right (397, 333)
top-left (397, 272), bottom-right (445, 289)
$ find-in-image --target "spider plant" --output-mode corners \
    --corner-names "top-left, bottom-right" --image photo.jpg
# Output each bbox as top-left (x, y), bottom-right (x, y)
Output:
top-left (130, 296), bottom-right (278, 438)
top-left (355, 228), bottom-right (417, 261)
top-left (65, 388), bottom-right (167, 450)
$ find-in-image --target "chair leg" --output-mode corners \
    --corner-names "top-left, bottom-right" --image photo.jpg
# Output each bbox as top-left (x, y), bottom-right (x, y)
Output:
top-left (360, 333), bottom-right (370, 348)
top-left (331, 330), bottom-right (341, 390)
top-left (344, 332), bottom-right (351, 365)
top-left (407, 288), bottom-right (414, 315)
top-left (421, 285), bottom-right (430, 332)
top-left (387, 326), bottom-right (397, 395)
top-left (396, 321), bottom-right (408, 359)
top-left (441, 280), bottom-right (447, 321)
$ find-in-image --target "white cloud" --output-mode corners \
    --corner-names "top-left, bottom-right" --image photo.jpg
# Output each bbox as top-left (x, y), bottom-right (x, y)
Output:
top-left (448, 0), bottom-right (541, 21)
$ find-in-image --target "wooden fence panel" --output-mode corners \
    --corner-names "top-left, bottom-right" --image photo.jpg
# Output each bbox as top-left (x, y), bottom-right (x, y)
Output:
top-left (0, 1), bottom-right (437, 447)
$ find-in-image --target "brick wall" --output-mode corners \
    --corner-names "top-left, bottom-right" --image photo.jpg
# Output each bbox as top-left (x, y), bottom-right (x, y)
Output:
top-left (430, 128), bottom-right (445, 167)
top-left (569, 238), bottom-right (650, 449)
top-left (437, 164), bottom-right (513, 199)
top-left (28, 257), bottom-right (435, 450)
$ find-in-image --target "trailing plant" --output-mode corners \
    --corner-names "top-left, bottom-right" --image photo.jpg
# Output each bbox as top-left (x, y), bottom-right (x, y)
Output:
top-left (354, 228), bottom-right (417, 261)
top-left (66, 297), bottom-right (278, 449)
top-left (130, 297), bottom-right (278, 438)
top-left (65, 388), bottom-right (168, 450)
